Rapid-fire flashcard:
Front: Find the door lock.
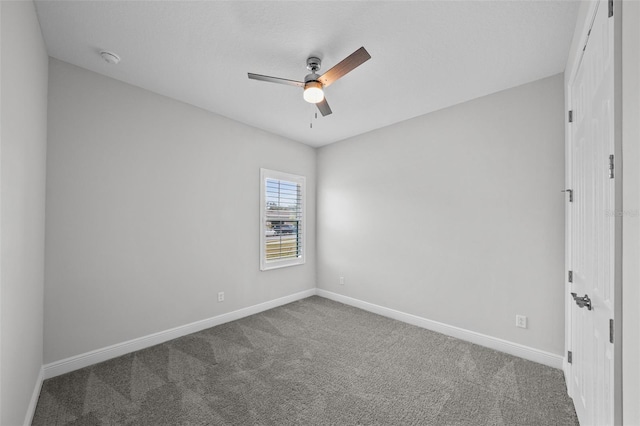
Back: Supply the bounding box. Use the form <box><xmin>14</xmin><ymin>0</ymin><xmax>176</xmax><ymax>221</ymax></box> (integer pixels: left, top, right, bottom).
<box><xmin>571</xmin><ymin>293</ymin><xmax>592</xmax><ymax>310</ymax></box>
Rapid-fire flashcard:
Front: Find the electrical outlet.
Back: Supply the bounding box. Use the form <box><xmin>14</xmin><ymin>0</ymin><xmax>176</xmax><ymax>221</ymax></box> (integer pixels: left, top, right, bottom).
<box><xmin>339</xmin><ymin>276</ymin><xmax>345</xmax><ymax>285</ymax></box>
<box><xmin>516</xmin><ymin>315</ymin><xmax>527</xmax><ymax>329</ymax></box>
<box><xmin>218</xmin><ymin>292</ymin><xmax>224</xmax><ymax>302</ymax></box>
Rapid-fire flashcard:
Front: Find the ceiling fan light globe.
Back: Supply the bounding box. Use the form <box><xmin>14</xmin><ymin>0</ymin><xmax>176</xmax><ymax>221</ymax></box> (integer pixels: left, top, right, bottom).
<box><xmin>303</xmin><ymin>82</ymin><xmax>324</xmax><ymax>104</ymax></box>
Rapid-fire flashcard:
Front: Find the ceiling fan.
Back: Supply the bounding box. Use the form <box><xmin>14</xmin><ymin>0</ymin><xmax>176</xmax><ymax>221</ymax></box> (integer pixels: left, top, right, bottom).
<box><xmin>248</xmin><ymin>47</ymin><xmax>371</xmax><ymax>117</ymax></box>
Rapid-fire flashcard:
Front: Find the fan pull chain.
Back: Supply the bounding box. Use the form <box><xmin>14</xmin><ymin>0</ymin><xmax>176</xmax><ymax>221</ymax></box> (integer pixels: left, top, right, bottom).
<box><xmin>310</xmin><ymin>105</ymin><xmax>316</xmax><ymax>129</ymax></box>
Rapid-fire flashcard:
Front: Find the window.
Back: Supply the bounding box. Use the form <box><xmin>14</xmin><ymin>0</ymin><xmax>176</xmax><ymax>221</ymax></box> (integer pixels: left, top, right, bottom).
<box><xmin>260</xmin><ymin>169</ymin><xmax>305</xmax><ymax>270</ymax></box>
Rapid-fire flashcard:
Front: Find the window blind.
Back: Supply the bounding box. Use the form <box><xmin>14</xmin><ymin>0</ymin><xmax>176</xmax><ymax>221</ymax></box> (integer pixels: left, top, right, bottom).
<box><xmin>260</xmin><ymin>169</ymin><xmax>305</xmax><ymax>270</ymax></box>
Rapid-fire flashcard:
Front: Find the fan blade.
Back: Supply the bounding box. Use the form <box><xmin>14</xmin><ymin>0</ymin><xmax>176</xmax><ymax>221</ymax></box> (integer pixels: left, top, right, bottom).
<box><xmin>316</xmin><ymin>98</ymin><xmax>332</xmax><ymax>116</ymax></box>
<box><xmin>248</xmin><ymin>73</ymin><xmax>305</xmax><ymax>88</ymax></box>
<box><xmin>318</xmin><ymin>47</ymin><xmax>371</xmax><ymax>88</ymax></box>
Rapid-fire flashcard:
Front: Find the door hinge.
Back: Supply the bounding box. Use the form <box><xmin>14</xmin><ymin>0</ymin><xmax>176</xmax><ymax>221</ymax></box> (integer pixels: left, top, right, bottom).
<box><xmin>568</xmin><ymin>270</ymin><xmax>573</xmax><ymax>283</ymax></box>
<box><xmin>609</xmin><ymin>155</ymin><xmax>614</xmax><ymax>179</ymax></box>
<box><xmin>610</xmin><ymin>319</ymin><xmax>614</xmax><ymax>343</ymax></box>
<box><xmin>568</xmin><ymin>110</ymin><xmax>573</xmax><ymax>123</ymax></box>
<box><xmin>568</xmin><ymin>351</ymin><xmax>573</xmax><ymax>364</ymax></box>
<box><xmin>562</xmin><ymin>189</ymin><xmax>573</xmax><ymax>202</ymax></box>
<box><xmin>609</xmin><ymin>0</ymin><xmax>613</xmax><ymax>17</ymax></box>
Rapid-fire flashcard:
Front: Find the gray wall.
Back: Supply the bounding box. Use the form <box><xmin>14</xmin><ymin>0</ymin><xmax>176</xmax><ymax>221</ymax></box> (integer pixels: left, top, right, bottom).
<box><xmin>317</xmin><ymin>74</ymin><xmax>566</xmax><ymax>355</ymax></box>
<box><xmin>0</xmin><ymin>1</ymin><xmax>49</xmax><ymax>424</ymax></box>
<box><xmin>44</xmin><ymin>59</ymin><xmax>316</xmax><ymax>364</ymax></box>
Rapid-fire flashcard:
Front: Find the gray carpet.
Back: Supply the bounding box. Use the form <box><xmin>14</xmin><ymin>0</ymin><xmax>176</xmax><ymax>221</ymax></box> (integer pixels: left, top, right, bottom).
<box><xmin>32</xmin><ymin>296</ymin><xmax>578</xmax><ymax>425</ymax></box>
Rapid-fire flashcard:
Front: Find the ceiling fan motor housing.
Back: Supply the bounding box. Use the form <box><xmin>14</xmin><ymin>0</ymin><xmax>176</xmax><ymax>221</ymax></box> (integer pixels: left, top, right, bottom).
<box><xmin>304</xmin><ymin>73</ymin><xmax>321</xmax><ymax>84</ymax></box>
<box><xmin>305</xmin><ymin>57</ymin><xmax>323</xmax><ymax>90</ymax></box>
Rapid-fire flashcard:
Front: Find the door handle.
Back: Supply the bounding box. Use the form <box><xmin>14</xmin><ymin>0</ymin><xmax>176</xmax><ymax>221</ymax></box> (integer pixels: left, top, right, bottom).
<box><xmin>571</xmin><ymin>292</ymin><xmax>592</xmax><ymax>310</ymax></box>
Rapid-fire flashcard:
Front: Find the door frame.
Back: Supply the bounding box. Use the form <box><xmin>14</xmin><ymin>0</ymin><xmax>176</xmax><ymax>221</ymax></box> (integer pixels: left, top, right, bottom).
<box><xmin>564</xmin><ymin>1</ymin><xmax>623</xmax><ymax>424</ymax></box>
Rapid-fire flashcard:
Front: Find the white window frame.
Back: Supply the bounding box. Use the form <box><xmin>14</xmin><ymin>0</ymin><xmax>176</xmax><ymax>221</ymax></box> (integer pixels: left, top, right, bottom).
<box><xmin>260</xmin><ymin>168</ymin><xmax>306</xmax><ymax>271</ymax></box>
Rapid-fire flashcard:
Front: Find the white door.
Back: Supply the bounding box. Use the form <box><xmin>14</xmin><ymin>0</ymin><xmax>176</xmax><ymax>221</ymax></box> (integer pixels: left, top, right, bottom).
<box><xmin>567</xmin><ymin>1</ymin><xmax>615</xmax><ymax>425</ymax></box>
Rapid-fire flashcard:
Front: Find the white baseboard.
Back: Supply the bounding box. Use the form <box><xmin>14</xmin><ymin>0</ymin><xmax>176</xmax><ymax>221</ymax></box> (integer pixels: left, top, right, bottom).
<box><xmin>24</xmin><ymin>366</ymin><xmax>44</xmax><ymax>426</ymax></box>
<box><xmin>316</xmin><ymin>289</ymin><xmax>564</xmax><ymax>369</ymax></box>
<box><xmin>43</xmin><ymin>289</ymin><xmax>316</xmax><ymax>379</ymax></box>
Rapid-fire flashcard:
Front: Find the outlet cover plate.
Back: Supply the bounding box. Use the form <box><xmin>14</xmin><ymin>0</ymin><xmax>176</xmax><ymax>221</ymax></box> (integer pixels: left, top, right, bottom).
<box><xmin>516</xmin><ymin>315</ymin><xmax>527</xmax><ymax>329</ymax></box>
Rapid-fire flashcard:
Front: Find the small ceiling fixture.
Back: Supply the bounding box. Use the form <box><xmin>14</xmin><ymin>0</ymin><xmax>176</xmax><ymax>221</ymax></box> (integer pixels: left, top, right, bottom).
<box><xmin>100</xmin><ymin>50</ymin><xmax>121</xmax><ymax>65</ymax></box>
<box><xmin>248</xmin><ymin>47</ymin><xmax>371</xmax><ymax>117</ymax></box>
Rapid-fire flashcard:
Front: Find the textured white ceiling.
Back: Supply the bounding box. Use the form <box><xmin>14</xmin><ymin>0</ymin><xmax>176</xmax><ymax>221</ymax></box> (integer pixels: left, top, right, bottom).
<box><xmin>34</xmin><ymin>1</ymin><xmax>579</xmax><ymax>147</ymax></box>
